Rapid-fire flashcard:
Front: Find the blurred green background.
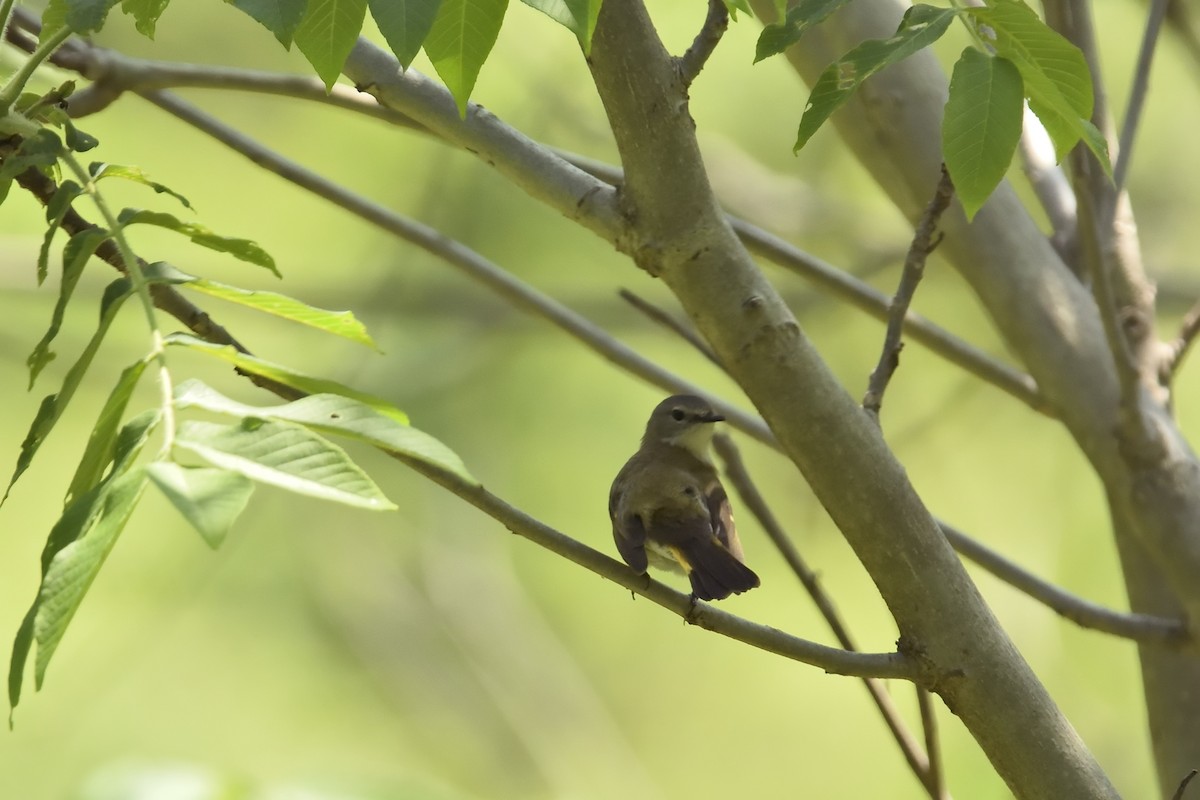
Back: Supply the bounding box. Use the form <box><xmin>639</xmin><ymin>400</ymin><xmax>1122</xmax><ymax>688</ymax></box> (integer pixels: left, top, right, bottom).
<box><xmin>3</xmin><ymin>1</ymin><xmax>1200</xmax><ymax>798</ymax></box>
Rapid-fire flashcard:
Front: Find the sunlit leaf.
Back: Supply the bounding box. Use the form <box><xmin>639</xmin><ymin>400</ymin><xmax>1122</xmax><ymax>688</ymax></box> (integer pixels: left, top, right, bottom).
<box><xmin>294</xmin><ymin>0</ymin><xmax>369</xmax><ymax>90</ymax></box>
<box><xmin>117</xmin><ymin>209</ymin><xmax>278</xmax><ymax>276</ymax></box>
<box><xmin>228</xmin><ymin>0</ymin><xmax>310</xmax><ymax>46</ymax></box>
<box><xmin>423</xmin><ymin>0</ymin><xmax>509</xmax><ymax>115</ymax></box>
<box><xmin>120</xmin><ymin>0</ymin><xmax>171</xmax><ymax>37</ymax></box>
<box><xmin>90</xmin><ymin>163</ymin><xmax>192</xmax><ymax>209</ymax></box>
<box><xmin>370</xmin><ymin>0</ymin><xmax>443</xmax><ymax>68</ymax></box>
<box><xmin>64</xmin><ymin>359</ymin><xmax>150</xmax><ymax>506</ymax></box>
<box><xmin>517</xmin><ymin>0</ymin><xmax>597</xmax><ymax>48</ymax></box>
<box><xmin>146</xmin><ymin>462</ymin><xmax>254</xmax><ymax>549</ymax></box>
<box><xmin>755</xmin><ymin>0</ymin><xmax>850</xmax><ymax>62</ymax></box>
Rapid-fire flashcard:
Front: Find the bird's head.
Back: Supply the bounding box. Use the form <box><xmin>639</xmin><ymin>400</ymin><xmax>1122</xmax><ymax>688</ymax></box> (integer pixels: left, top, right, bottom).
<box><xmin>642</xmin><ymin>395</ymin><xmax>725</xmax><ymax>459</ymax></box>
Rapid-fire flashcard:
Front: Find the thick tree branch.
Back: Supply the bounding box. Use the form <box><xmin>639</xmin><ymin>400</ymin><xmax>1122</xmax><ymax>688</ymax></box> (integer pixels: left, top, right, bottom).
<box><xmin>677</xmin><ymin>0</ymin><xmax>729</xmax><ymax>87</ymax></box>
<box><xmin>1016</xmin><ymin>108</ymin><xmax>1079</xmax><ymax>275</ymax></box>
<box><xmin>863</xmin><ymin>165</ymin><xmax>953</xmax><ymax>419</ymax></box>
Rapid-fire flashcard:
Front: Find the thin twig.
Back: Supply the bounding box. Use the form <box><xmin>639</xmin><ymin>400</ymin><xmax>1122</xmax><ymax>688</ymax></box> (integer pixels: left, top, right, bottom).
<box><xmin>714</xmin><ymin>433</ymin><xmax>944</xmax><ymax>798</ymax></box>
<box><xmin>1162</xmin><ymin>298</ymin><xmax>1200</xmax><ymax>381</ymax></box>
<box><xmin>677</xmin><ymin>0</ymin><xmax>729</xmax><ymax>87</ymax></box>
<box><xmin>917</xmin><ymin>688</ymin><xmax>948</xmax><ymax>800</ymax></box>
<box><xmin>1174</xmin><ymin>768</ymin><xmax>1199</xmax><ymax>800</ymax></box>
<box><xmin>618</xmin><ymin>289</ymin><xmax>721</xmax><ymax>366</ymax></box>
<box><xmin>1115</xmin><ymin>0</ymin><xmax>1171</xmax><ymax>193</ymax></box>
<box><xmin>863</xmin><ymin>165</ymin><xmax>955</xmax><ymax>419</ymax></box>
<box><xmin>941</xmin><ymin>521</ymin><xmax>1188</xmax><ymax>645</ymax></box>
<box><xmin>1016</xmin><ymin>107</ymin><xmax>1079</xmax><ymax>275</ymax></box>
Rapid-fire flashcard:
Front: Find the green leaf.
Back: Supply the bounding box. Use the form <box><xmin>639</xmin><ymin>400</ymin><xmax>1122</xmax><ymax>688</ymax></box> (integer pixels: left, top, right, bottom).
<box><xmin>142</xmin><ymin>262</ymin><xmax>376</xmax><ymax>348</ymax></box>
<box><xmin>37</xmin><ymin>181</ymin><xmax>83</xmax><ymax>286</ymax></box>
<box><xmin>90</xmin><ymin>163</ymin><xmax>193</xmax><ymax>209</ymax></box>
<box><xmin>370</xmin><ymin>0</ymin><xmax>443</xmax><ymax>68</ymax></box>
<box><xmin>175</xmin><ymin>419</ymin><xmax>397</xmax><ymax>511</ymax></box>
<box><xmin>117</xmin><ymin>209</ymin><xmax>278</xmax><ymax>276</ymax></box>
<box><xmin>423</xmin><ymin>0</ymin><xmax>509</xmax><ymax>115</ymax></box>
<box><xmin>63</xmin><ymin>121</ymin><xmax>100</xmax><ymax>153</ymax></box>
<box><xmin>120</xmin><ymin>0</ymin><xmax>171</xmax><ymax>36</ymax></box>
<box><xmin>517</xmin><ymin>0</ymin><xmax>596</xmax><ymax>48</ymax></box>
<box><xmin>0</xmin><ymin>130</ymin><xmax>63</xmax><ymax>206</ymax></box>
<box><xmin>720</xmin><ymin>0</ymin><xmax>751</xmax><ymax>20</ymax></box>
<box><xmin>966</xmin><ymin>0</ymin><xmax>1108</xmax><ymax>172</ymax></box>
<box><xmin>35</xmin><ymin>468</ymin><xmax>149</xmax><ymax>687</ymax></box>
<box><xmin>795</xmin><ymin>4</ymin><xmax>959</xmax><ymax>152</ymax></box>
<box><xmin>228</xmin><ymin>0</ymin><xmax>310</xmax><ymax>47</ymax></box>
<box><xmin>755</xmin><ymin>0</ymin><xmax>853</xmax><ymax>63</ymax></box>
<box><xmin>27</xmin><ymin>227</ymin><xmax>112</xmax><ymax>389</ymax></box>
<box><xmin>2</xmin><ymin>280</ymin><xmax>133</xmax><ymax>506</ymax></box>
<box><xmin>165</xmin><ymin>333</ymin><xmax>408</xmax><ymax>423</ymax></box>
<box><xmin>942</xmin><ymin>49</ymin><xmax>1024</xmax><ymax>220</ymax></box>
<box><xmin>64</xmin><ymin>359</ymin><xmax>151</xmax><ymax>506</ymax></box>
<box><xmin>146</xmin><ymin>463</ymin><xmax>254</xmax><ymax>549</ymax></box>
<box><xmin>175</xmin><ymin>379</ymin><xmax>478</xmax><ymax>484</ymax></box>
<box><xmin>63</xmin><ymin>0</ymin><xmax>118</xmax><ymax>33</ymax></box>
<box><xmin>294</xmin><ymin>0</ymin><xmax>369</xmax><ymax>90</ymax></box>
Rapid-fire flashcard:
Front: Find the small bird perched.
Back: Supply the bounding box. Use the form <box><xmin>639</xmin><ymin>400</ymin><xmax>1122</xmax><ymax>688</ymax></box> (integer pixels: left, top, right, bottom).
<box><xmin>609</xmin><ymin>395</ymin><xmax>760</xmax><ymax>601</ymax></box>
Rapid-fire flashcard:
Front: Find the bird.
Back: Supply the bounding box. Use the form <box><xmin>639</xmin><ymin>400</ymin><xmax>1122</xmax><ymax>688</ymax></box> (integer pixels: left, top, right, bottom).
<box><xmin>609</xmin><ymin>394</ymin><xmax>760</xmax><ymax>601</ymax></box>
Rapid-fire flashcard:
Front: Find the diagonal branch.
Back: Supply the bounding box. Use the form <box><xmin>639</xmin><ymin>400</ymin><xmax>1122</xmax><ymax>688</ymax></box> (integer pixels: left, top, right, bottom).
<box><xmin>1116</xmin><ymin>0</ymin><xmax>1171</xmax><ymax>193</ymax></box>
<box><xmin>677</xmin><ymin>0</ymin><xmax>729</xmax><ymax>86</ymax></box>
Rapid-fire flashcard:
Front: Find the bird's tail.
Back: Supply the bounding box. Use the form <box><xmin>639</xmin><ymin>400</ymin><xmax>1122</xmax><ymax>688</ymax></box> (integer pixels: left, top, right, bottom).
<box><xmin>680</xmin><ymin>539</ymin><xmax>760</xmax><ymax>601</ymax></box>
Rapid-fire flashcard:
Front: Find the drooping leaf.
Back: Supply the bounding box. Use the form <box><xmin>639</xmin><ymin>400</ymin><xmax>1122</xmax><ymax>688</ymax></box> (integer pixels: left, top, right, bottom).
<box><xmin>141</xmin><ymin>262</ymin><xmax>375</xmax><ymax>348</ymax></box>
<box><xmin>165</xmin><ymin>333</ymin><xmax>407</xmax><ymax>423</ymax></box>
<box><xmin>27</xmin><ymin>227</ymin><xmax>111</xmax><ymax>388</ymax></box>
<box><xmin>942</xmin><ymin>49</ymin><xmax>1024</xmax><ymax>220</ymax></box>
<box><xmin>175</xmin><ymin>419</ymin><xmax>397</xmax><ymax>511</ymax></box>
<box><xmin>63</xmin><ymin>121</ymin><xmax>99</xmax><ymax>153</ymax></box>
<box><xmin>146</xmin><ymin>462</ymin><xmax>254</xmax><ymax>549</ymax></box>
<box><xmin>90</xmin><ymin>163</ymin><xmax>192</xmax><ymax>209</ymax></box>
<box><xmin>120</xmin><ymin>0</ymin><xmax>171</xmax><ymax>37</ymax></box>
<box><xmin>293</xmin><ymin>0</ymin><xmax>369</xmax><ymax>90</ymax></box>
<box><xmin>795</xmin><ymin>5</ymin><xmax>960</xmax><ymax>152</ymax></box>
<box><xmin>3</xmin><ymin>280</ymin><xmax>133</xmax><ymax>505</ymax></box>
<box><xmin>755</xmin><ymin>0</ymin><xmax>851</xmax><ymax>63</ymax></box>
<box><xmin>423</xmin><ymin>0</ymin><xmax>509</xmax><ymax>115</ymax></box>
<box><xmin>116</xmin><ymin>209</ymin><xmax>278</xmax><ymax>276</ymax></box>
<box><xmin>37</xmin><ymin>181</ymin><xmax>83</xmax><ymax>286</ymax></box>
<box><xmin>64</xmin><ymin>359</ymin><xmax>151</xmax><ymax>506</ymax></box>
<box><xmin>175</xmin><ymin>379</ymin><xmax>478</xmax><ymax>484</ymax></box>
<box><xmin>228</xmin><ymin>0</ymin><xmax>310</xmax><ymax>46</ymax></box>
<box><xmin>517</xmin><ymin>0</ymin><xmax>597</xmax><ymax>48</ymax></box>
<box><xmin>35</xmin><ymin>467</ymin><xmax>149</xmax><ymax>686</ymax></box>
<box><xmin>369</xmin><ymin>0</ymin><xmax>443</xmax><ymax>68</ymax></box>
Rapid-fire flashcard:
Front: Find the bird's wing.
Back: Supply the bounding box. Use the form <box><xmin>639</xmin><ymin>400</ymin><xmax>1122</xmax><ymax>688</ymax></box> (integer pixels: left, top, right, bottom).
<box><xmin>651</xmin><ymin>506</ymin><xmax>759</xmax><ymax>600</ymax></box>
<box><xmin>610</xmin><ymin>481</ymin><xmax>649</xmax><ymax>573</ymax></box>
<box><xmin>705</xmin><ymin>480</ymin><xmax>745</xmax><ymax>562</ymax></box>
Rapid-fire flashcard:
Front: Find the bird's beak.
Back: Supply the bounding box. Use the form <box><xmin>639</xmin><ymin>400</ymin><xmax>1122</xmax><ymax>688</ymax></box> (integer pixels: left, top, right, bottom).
<box><xmin>701</xmin><ymin>411</ymin><xmax>725</xmax><ymax>423</ymax></box>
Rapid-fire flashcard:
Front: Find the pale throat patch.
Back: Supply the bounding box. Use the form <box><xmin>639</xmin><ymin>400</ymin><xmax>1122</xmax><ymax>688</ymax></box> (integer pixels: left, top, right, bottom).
<box><xmin>665</xmin><ymin>424</ymin><xmax>716</xmax><ymax>464</ymax></box>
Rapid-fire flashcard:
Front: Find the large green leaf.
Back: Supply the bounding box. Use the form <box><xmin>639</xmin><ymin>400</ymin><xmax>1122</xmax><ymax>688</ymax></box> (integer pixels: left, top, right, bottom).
<box><xmin>423</xmin><ymin>0</ymin><xmax>509</xmax><ymax>115</ymax></box>
<box><xmin>64</xmin><ymin>359</ymin><xmax>150</xmax><ymax>506</ymax></box>
<box><xmin>228</xmin><ymin>0</ymin><xmax>310</xmax><ymax>47</ymax></box>
<box><xmin>165</xmin><ymin>333</ymin><xmax>408</xmax><ymax>423</ymax></box>
<box><xmin>967</xmin><ymin>0</ymin><xmax>1109</xmax><ymax>173</ymax></box>
<box><xmin>117</xmin><ymin>209</ymin><xmax>278</xmax><ymax>276</ymax></box>
<box><xmin>755</xmin><ymin>0</ymin><xmax>854</xmax><ymax>63</ymax></box>
<box><xmin>175</xmin><ymin>419</ymin><xmax>397</xmax><ymax>511</ymax></box>
<box><xmin>293</xmin><ymin>0</ymin><xmax>369</xmax><ymax>90</ymax></box>
<box><xmin>369</xmin><ymin>0</ymin><xmax>443</xmax><ymax>68</ymax></box>
<box><xmin>517</xmin><ymin>0</ymin><xmax>597</xmax><ymax>50</ymax></box>
<box><xmin>120</xmin><ymin>0</ymin><xmax>171</xmax><ymax>37</ymax></box>
<box><xmin>41</xmin><ymin>0</ymin><xmax>116</xmax><ymax>37</ymax></box>
<box><xmin>35</xmin><ymin>468</ymin><xmax>149</xmax><ymax>686</ymax></box>
<box><xmin>795</xmin><ymin>5</ymin><xmax>959</xmax><ymax>152</ymax></box>
<box><xmin>943</xmin><ymin>49</ymin><xmax>1024</xmax><ymax>220</ymax></box>
<box><xmin>146</xmin><ymin>462</ymin><xmax>254</xmax><ymax>549</ymax></box>
<box><xmin>27</xmin><ymin>227</ymin><xmax>111</xmax><ymax>389</ymax></box>
<box><xmin>143</xmin><ymin>262</ymin><xmax>375</xmax><ymax>349</ymax></box>
<box><xmin>175</xmin><ymin>379</ymin><xmax>478</xmax><ymax>484</ymax></box>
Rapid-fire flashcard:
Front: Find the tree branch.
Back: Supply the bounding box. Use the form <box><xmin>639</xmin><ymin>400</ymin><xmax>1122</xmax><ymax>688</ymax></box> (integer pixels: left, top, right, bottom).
<box><xmin>917</xmin><ymin>688</ymin><xmax>949</xmax><ymax>800</ymax></box>
<box><xmin>1016</xmin><ymin>107</ymin><xmax>1079</xmax><ymax>275</ymax></box>
<box><xmin>863</xmin><ymin>165</ymin><xmax>954</xmax><ymax>419</ymax></box>
<box><xmin>677</xmin><ymin>0</ymin><xmax>729</xmax><ymax>87</ymax></box>
<box><xmin>618</xmin><ymin>288</ymin><xmax>721</xmax><ymax>366</ymax></box>
<box><xmin>1161</xmin><ymin>297</ymin><xmax>1200</xmax><ymax>381</ymax></box>
<box><xmin>1116</xmin><ymin>0</ymin><xmax>1171</xmax><ymax>193</ymax></box>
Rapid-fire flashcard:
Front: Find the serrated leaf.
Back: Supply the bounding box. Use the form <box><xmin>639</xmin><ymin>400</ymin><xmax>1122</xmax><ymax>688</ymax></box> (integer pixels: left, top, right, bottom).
<box><xmin>146</xmin><ymin>463</ymin><xmax>254</xmax><ymax>548</ymax></box>
<box><xmin>117</xmin><ymin>209</ymin><xmax>278</xmax><ymax>276</ymax></box>
<box><xmin>228</xmin><ymin>0</ymin><xmax>310</xmax><ymax>47</ymax></box>
<box><xmin>64</xmin><ymin>0</ymin><xmax>118</xmax><ymax>33</ymax></box>
<box><xmin>795</xmin><ymin>5</ymin><xmax>959</xmax><ymax>152</ymax></box>
<box><xmin>423</xmin><ymin>0</ymin><xmax>509</xmax><ymax>115</ymax></box>
<box><xmin>120</xmin><ymin>0</ymin><xmax>171</xmax><ymax>37</ymax></box>
<box><xmin>943</xmin><ymin>49</ymin><xmax>1024</xmax><ymax>220</ymax></box>
<box><xmin>90</xmin><ymin>163</ymin><xmax>192</xmax><ymax>209</ymax></box>
<box><xmin>294</xmin><ymin>0</ymin><xmax>369</xmax><ymax>90</ymax></box>
<box><xmin>141</xmin><ymin>263</ymin><xmax>374</xmax><ymax>348</ymax></box>
<box><xmin>165</xmin><ymin>333</ymin><xmax>406</xmax><ymax>422</ymax></box>
<box><xmin>176</xmin><ymin>379</ymin><xmax>478</xmax><ymax>484</ymax></box>
<box><xmin>35</xmin><ymin>467</ymin><xmax>149</xmax><ymax>687</ymax></box>
<box><xmin>37</xmin><ymin>181</ymin><xmax>83</xmax><ymax>286</ymax></box>
<box><xmin>516</xmin><ymin>0</ymin><xmax>596</xmax><ymax>48</ymax></box>
<box><xmin>64</xmin><ymin>359</ymin><xmax>151</xmax><ymax>506</ymax></box>
<box><xmin>756</xmin><ymin>0</ymin><xmax>850</xmax><ymax>62</ymax></box>
<box><xmin>370</xmin><ymin>0</ymin><xmax>443</xmax><ymax>68</ymax></box>
<box><xmin>28</xmin><ymin>227</ymin><xmax>111</xmax><ymax>389</ymax></box>
<box><xmin>175</xmin><ymin>419</ymin><xmax>397</xmax><ymax>510</ymax></box>
<box><xmin>3</xmin><ymin>280</ymin><xmax>133</xmax><ymax>506</ymax></box>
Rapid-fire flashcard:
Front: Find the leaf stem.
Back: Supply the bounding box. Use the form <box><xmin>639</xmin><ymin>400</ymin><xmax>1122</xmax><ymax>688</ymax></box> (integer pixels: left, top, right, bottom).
<box><xmin>0</xmin><ymin>25</ymin><xmax>72</xmax><ymax>112</ymax></box>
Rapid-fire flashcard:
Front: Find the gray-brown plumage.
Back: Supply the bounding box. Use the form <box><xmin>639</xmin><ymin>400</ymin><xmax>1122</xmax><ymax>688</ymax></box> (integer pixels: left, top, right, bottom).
<box><xmin>609</xmin><ymin>395</ymin><xmax>760</xmax><ymax>601</ymax></box>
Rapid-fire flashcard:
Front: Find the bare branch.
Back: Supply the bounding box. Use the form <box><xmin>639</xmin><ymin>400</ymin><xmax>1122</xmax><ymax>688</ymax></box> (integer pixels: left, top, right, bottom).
<box><xmin>941</xmin><ymin>521</ymin><xmax>1187</xmax><ymax>645</ymax></box>
<box><xmin>917</xmin><ymin>688</ymin><xmax>949</xmax><ymax>800</ymax></box>
<box><xmin>1116</xmin><ymin>0</ymin><xmax>1171</xmax><ymax>193</ymax></box>
<box><xmin>1016</xmin><ymin>108</ymin><xmax>1079</xmax><ymax>274</ymax></box>
<box><xmin>677</xmin><ymin>0</ymin><xmax>729</xmax><ymax>87</ymax></box>
<box><xmin>1162</xmin><ymin>298</ymin><xmax>1200</xmax><ymax>380</ymax></box>
<box><xmin>1174</xmin><ymin>769</ymin><xmax>1199</xmax><ymax>800</ymax></box>
<box><xmin>617</xmin><ymin>289</ymin><xmax>721</xmax><ymax>366</ymax></box>
<box><xmin>863</xmin><ymin>165</ymin><xmax>954</xmax><ymax>419</ymax></box>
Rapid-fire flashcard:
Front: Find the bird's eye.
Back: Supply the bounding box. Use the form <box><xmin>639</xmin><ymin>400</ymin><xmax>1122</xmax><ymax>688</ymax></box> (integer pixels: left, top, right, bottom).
<box><xmin>671</xmin><ymin>408</ymin><xmax>686</xmax><ymax>421</ymax></box>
